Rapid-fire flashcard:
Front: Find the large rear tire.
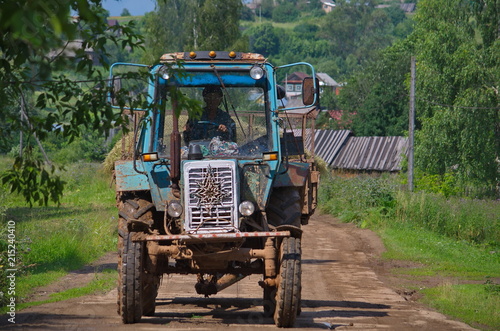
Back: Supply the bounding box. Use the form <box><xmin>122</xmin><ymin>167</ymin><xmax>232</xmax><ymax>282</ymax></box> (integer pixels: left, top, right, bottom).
<box><xmin>274</xmin><ymin>237</ymin><xmax>301</xmax><ymax>328</ymax></box>
<box><xmin>266</xmin><ymin>187</ymin><xmax>302</xmax><ymax>227</ymax></box>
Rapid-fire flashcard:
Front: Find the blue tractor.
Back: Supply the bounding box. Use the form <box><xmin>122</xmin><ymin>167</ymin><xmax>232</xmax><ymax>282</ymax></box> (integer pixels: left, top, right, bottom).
<box><xmin>110</xmin><ymin>51</ymin><xmax>320</xmax><ymax>327</ymax></box>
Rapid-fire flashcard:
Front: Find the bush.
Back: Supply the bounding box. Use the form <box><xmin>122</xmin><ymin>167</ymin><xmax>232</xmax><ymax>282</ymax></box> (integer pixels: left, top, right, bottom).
<box><xmin>395</xmin><ymin>191</ymin><xmax>500</xmax><ymax>246</ymax></box>
<box><xmin>272</xmin><ymin>3</ymin><xmax>300</xmax><ymax>23</ymax></box>
<box><xmin>319</xmin><ymin>174</ymin><xmax>398</xmax><ymax>224</ymax></box>
<box><xmin>319</xmin><ymin>174</ymin><xmax>500</xmax><ymax>247</ymax></box>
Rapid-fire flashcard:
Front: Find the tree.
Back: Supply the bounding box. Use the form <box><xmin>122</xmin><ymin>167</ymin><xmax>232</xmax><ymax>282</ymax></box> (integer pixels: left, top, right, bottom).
<box><xmin>318</xmin><ymin>1</ymin><xmax>400</xmax><ymax>74</ymax></box>
<box><xmin>272</xmin><ymin>3</ymin><xmax>300</xmax><ymax>23</ymax></box>
<box><xmin>143</xmin><ymin>0</ymin><xmax>242</xmax><ymax>63</ymax></box>
<box><xmin>142</xmin><ymin>0</ymin><xmax>192</xmax><ymax>62</ymax></box>
<box><xmin>338</xmin><ymin>40</ymin><xmax>413</xmax><ymax>136</ymax></box>
<box><xmin>412</xmin><ymin>0</ymin><xmax>499</xmax><ymax>196</ymax></box>
<box><xmin>246</xmin><ymin>23</ymin><xmax>280</xmax><ymax>56</ymax></box>
<box><xmin>258</xmin><ymin>0</ymin><xmax>274</xmax><ymax>19</ymax></box>
<box><xmin>121</xmin><ymin>8</ymin><xmax>131</xmax><ymax>16</ymax></box>
<box><xmin>192</xmin><ymin>0</ymin><xmax>242</xmax><ymax>50</ymax></box>
<box><xmin>240</xmin><ymin>5</ymin><xmax>255</xmax><ymax>21</ymax></box>
<box><xmin>0</xmin><ymin>1</ymin><xmax>144</xmax><ymax>206</ymax></box>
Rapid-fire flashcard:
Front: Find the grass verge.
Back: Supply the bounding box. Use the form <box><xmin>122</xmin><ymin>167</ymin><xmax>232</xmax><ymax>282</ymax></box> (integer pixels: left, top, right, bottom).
<box><xmin>17</xmin><ymin>268</ymin><xmax>117</xmax><ymax>311</ymax></box>
<box><xmin>421</xmin><ymin>283</ymin><xmax>500</xmax><ymax>330</ymax></box>
<box><xmin>319</xmin><ymin>174</ymin><xmax>500</xmax><ymax>330</ymax></box>
<box><xmin>0</xmin><ymin>157</ymin><xmax>117</xmax><ymax>312</ymax></box>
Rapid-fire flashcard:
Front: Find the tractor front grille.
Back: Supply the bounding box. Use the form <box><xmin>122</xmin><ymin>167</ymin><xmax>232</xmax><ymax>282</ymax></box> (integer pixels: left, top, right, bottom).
<box><xmin>183</xmin><ymin>160</ymin><xmax>238</xmax><ymax>233</ymax></box>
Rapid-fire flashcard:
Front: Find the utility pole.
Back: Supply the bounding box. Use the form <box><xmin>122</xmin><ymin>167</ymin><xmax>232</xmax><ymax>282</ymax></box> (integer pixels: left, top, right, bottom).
<box><xmin>408</xmin><ymin>56</ymin><xmax>416</xmax><ymax>192</ymax></box>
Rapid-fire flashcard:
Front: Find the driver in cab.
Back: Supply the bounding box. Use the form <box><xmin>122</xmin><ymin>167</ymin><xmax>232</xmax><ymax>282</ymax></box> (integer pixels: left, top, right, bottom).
<box><xmin>183</xmin><ymin>86</ymin><xmax>236</xmax><ymax>144</ymax></box>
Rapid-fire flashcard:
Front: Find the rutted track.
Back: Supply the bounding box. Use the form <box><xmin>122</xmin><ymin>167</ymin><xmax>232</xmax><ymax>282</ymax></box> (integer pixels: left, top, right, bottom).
<box><xmin>1</xmin><ymin>213</ymin><xmax>476</xmax><ymax>330</ymax></box>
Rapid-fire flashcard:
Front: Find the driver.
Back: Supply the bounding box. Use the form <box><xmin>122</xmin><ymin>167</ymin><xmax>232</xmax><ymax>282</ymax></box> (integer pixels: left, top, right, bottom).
<box><xmin>183</xmin><ymin>86</ymin><xmax>236</xmax><ymax>144</ymax></box>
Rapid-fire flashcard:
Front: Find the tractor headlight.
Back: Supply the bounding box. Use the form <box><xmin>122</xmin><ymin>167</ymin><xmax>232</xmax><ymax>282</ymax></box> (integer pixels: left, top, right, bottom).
<box><xmin>167</xmin><ymin>201</ymin><xmax>183</xmax><ymax>217</ymax></box>
<box><xmin>250</xmin><ymin>65</ymin><xmax>265</xmax><ymax>80</ymax></box>
<box><xmin>239</xmin><ymin>201</ymin><xmax>255</xmax><ymax>216</ymax></box>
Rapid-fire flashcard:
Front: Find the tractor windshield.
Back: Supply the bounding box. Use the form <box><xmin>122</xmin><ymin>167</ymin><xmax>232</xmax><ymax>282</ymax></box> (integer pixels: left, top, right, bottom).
<box><xmin>159</xmin><ymin>85</ymin><xmax>272</xmax><ymax>159</ymax></box>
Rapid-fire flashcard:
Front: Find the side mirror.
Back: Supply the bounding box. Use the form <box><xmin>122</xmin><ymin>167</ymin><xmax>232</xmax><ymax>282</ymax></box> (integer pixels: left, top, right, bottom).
<box><xmin>302</xmin><ymin>77</ymin><xmax>319</xmax><ymax>106</ymax></box>
<box><xmin>277</xmin><ymin>85</ymin><xmax>286</xmax><ymax>100</ymax></box>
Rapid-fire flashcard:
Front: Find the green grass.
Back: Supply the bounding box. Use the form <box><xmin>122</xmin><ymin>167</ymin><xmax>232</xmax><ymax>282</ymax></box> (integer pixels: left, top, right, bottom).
<box><xmin>421</xmin><ymin>283</ymin><xmax>500</xmax><ymax>330</ymax></box>
<box><xmin>319</xmin><ymin>174</ymin><xmax>500</xmax><ymax>330</ymax></box>
<box><xmin>377</xmin><ymin>223</ymin><xmax>499</xmax><ymax>330</ymax></box>
<box><xmin>379</xmin><ymin>223</ymin><xmax>499</xmax><ymax>279</ymax></box>
<box><xmin>17</xmin><ymin>268</ymin><xmax>117</xmax><ymax>311</ymax></box>
<box><xmin>0</xmin><ymin>157</ymin><xmax>117</xmax><ymax>311</ymax></box>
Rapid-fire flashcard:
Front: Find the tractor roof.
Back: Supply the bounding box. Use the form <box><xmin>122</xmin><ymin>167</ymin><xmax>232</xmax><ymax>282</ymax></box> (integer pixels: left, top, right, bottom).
<box><xmin>160</xmin><ymin>51</ymin><xmax>266</xmax><ymax>63</ymax></box>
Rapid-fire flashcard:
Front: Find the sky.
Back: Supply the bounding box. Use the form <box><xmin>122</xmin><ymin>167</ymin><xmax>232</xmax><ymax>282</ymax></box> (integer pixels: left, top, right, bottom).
<box><xmin>103</xmin><ymin>0</ymin><xmax>156</xmax><ymax>17</ymax></box>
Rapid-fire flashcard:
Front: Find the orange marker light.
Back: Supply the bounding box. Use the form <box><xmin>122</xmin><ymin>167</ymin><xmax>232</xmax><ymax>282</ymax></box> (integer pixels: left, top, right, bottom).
<box><xmin>209</xmin><ymin>51</ymin><xmax>216</xmax><ymax>58</ymax></box>
<box><xmin>262</xmin><ymin>152</ymin><xmax>278</xmax><ymax>161</ymax></box>
<box><xmin>142</xmin><ymin>153</ymin><xmax>159</xmax><ymax>162</ymax></box>
<box><xmin>189</xmin><ymin>51</ymin><xmax>197</xmax><ymax>59</ymax></box>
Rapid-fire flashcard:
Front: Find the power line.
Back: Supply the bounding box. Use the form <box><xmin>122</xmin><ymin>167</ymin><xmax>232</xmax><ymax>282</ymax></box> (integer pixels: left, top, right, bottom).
<box><xmin>402</xmin><ymin>93</ymin><xmax>500</xmax><ymax>110</ymax></box>
<box><xmin>417</xmin><ymin>98</ymin><xmax>500</xmax><ymax>110</ymax></box>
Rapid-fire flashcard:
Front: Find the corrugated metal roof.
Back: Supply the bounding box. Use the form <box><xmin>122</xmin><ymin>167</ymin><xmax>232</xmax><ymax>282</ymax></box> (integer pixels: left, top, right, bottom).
<box><xmin>330</xmin><ymin>136</ymin><xmax>408</xmax><ymax>172</ymax></box>
<box><xmin>400</xmin><ymin>3</ymin><xmax>416</xmax><ymax>12</ymax></box>
<box><xmin>282</xmin><ymin>129</ymin><xmax>408</xmax><ymax>172</ymax></box>
<box><xmin>316</xmin><ymin>73</ymin><xmax>340</xmax><ymax>87</ymax></box>
<box><xmin>310</xmin><ymin>130</ymin><xmax>352</xmax><ymax>165</ymax></box>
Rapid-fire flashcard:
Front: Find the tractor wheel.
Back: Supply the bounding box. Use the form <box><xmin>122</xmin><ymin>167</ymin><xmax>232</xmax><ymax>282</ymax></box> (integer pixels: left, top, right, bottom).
<box><xmin>117</xmin><ymin>198</ymin><xmax>160</xmax><ymax>323</ymax></box>
<box><xmin>266</xmin><ymin>187</ymin><xmax>302</xmax><ymax>227</ymax></box>
<box><xmin>118</xmin><ymin>231</ymin><xmax>144</xmax><ymax>323</ymax></box>
<box><xmin>274</xmin><ymin>236</ymin><xmax>301</xmax><ymax>328</ymax></box>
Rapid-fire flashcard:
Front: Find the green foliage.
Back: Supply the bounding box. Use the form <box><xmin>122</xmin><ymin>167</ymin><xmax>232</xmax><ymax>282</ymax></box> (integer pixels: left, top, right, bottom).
<box><xmin>240</xmin><ymin>5</ymin><xmax>255</xmax><ymax>21</ymax></box>
<box><xmin>293</xmin><ymin>23</ymin><xmax>319</xmax><ymax>39</ymax></box>
<box><xmin>319</xmin><ymin>175</ymin><xmax>500</xmax><ymax>247</ymax></box>
<box><xmin>259</xmin><ymin>0</ymin><xmax>274</xmax><ymax>19</ymax></box>
<box><xmin>143</xmin><ymin>0</ymin><xmax>242</xmax><ymax>62</ymax></box>
<box><xmin>412</xmin><ymin>0</ymin><xmax>499</xmax><ymax>196</ymax></box>
<box><xmin>246</xmin><ymin>23</ymin><xmax>281</xmax><ymax>56</ymax></box>
<box><xmin>319</xmin><ymin>174</ymin><xmax>398</xmax><ymax>224</ymax></box>
<box><xmin>1</xmin><ymin>151</ymin><xmax>65</xmax><ymax>207</ymax></box>
<box><xmin>272</xmin><ymin>3</ymin><xmax>300</xmax><ymax>23</ymax></box>
<box><xmin>0</xmin><ymin>1</ymin><xmax>144</xmax><ymax>206</ymax></box>
<box><xmin>339</xmin><ymin>39</ymin><xmax>412</xmax><ymax>136</ymax></box>
<box><xmin>395</xmin><ymin>191</ymin><xmax>500</xmax><ymax>245</ymax></box>
<box><xmin>414</xmin><ymin>172</ymin><xmax>460</xmax><ymax>198</ymax></box>
<box><xmin>381</xmin><ymin>223</ymin><xmax>500</xmax><ymax>279</ymax></box>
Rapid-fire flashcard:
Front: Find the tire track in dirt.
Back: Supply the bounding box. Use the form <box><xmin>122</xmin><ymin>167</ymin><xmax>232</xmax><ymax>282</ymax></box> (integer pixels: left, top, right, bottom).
<box><xmin>1</xmin><ymin>213</ymin><xmax>476</xmax><ymax>330</ymax></box>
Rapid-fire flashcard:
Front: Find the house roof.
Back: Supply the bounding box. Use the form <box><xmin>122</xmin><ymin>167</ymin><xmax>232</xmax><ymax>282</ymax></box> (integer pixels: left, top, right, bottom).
<box><xmin>283</xmin><ymin>72</ymin><xmax>310</xmax><ymax>84</ymax></box>
<box><xmin>321</xmin><ymin>0</ymin><xmax>336</xmax><ymax>8</ymax></box>
<box><xmin>310</xmin><ymin>130</ymin><xmax>352</xmax><ymax>165</ymax></box>
<box><xmin>400</xmin><ymin>3</ymin><xmax>416</xmax><ymax>12</ymax></box>
<box><xmin>330</xmin><ymin>135</ymin><xmax>408</xmax><ymax>172</ymax></box>
<box><xmin>282</xmin><ymin>128</ymin><xmax>408</xmax><ymax>172</ymax></box>
<box><xmin>47</xmin><ymin>40</ymin><xmax>94</xmax><ymax>59</ymax></box>
<box><xmin>317</xmin><ymin>73</ymin><xmax>339</xmax><ymax>87</ymax></box>
<box><xmin>284</xmin><ymin>72</ymin><xmax>340</xmax><ymax>87</ymax></box>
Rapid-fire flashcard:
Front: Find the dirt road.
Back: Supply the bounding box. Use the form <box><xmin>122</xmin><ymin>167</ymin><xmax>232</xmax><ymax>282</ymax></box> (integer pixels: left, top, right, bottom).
<box><xmin>1</xmin><ymin>213</ymin><xmax>475</xmax><ymax>330</ymax></box>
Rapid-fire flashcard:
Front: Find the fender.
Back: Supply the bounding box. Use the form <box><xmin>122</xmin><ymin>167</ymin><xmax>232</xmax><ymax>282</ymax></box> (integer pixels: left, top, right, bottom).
<box><xmin>273</xmin><ymin>162</ymin><xmax>309</xmax><ymax>187</ymax></box>
<box><xmin>115</xmin><ymin>160</ymin><xmax>149</xmax><ymax>191</ymax></box>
